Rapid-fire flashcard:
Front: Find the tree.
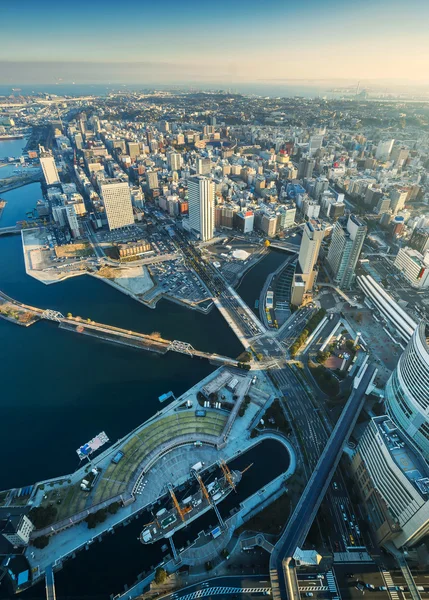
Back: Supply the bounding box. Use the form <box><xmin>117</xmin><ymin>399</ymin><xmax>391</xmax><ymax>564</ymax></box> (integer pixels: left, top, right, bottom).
<box><xmin>345</xmin><ymin>339</ymin><xmax>355</xmax><ymax>352</ymax></box>
<box><xmin>107</xmin><ymin>501</ymin><xmax>120</xmax><ymax>515</ymax></box>
<box><xmin>67</xmin><ymin>313</ymin><xmax>72</xmax><ymax>318</ymax></box>
<box><xmin>154</xmin><ymin>567</ymin><xmax>168</xmax><ymax>585</ymax></box>
<box><xmin>29</xmin><ymin>505</ymin><xmax>58</xmax><ymax>529</ymax></box>
<box><xmin>33</xmin><ymin>535</ymin><xmax>50</xmax><ymax>549</ymax></box>
<box><xmin>237</xmin><ymin>351</ymin><xmax>252</xmax><ymax>363</ymax></box>
<box><xmin>85</xmin><ymin>508</ymin><xmax>107</xmax><ymax>529</ymax></box>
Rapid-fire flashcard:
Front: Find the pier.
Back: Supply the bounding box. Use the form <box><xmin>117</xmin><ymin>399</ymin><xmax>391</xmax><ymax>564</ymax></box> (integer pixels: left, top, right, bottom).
<box><xmin>0</xmin><ymin>290</ymin><xmax>240</xmax><ymax>366</ymax></box>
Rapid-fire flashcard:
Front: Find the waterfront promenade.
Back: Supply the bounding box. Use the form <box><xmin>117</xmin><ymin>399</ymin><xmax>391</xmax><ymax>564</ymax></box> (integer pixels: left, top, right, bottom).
<box><xmin>4</xmin><ymin>366</ymin><xmax>290</xmax><ymax>591</ymax></box>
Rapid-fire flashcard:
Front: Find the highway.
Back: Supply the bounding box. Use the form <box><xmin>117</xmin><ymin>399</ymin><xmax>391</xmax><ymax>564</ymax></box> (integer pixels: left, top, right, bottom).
<box><xmin>277</xmin><ymin>305</ymin><xmax>316</xmax><ymax>349</ymax></box>
<box><xmin>270</xmin><ymin>362</ymin><xmax>377</xmax><ymax>600</ymax></box>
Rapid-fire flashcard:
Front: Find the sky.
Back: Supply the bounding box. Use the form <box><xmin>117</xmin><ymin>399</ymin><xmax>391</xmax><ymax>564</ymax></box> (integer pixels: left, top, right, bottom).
<box><xmin>1</xmin><ymin>0</ymin><xmax>429</xmax><ymax>86</ymax></box>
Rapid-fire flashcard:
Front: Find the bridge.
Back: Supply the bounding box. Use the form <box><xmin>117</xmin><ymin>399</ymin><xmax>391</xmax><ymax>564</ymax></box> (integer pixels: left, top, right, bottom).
<box><xmin>269</xmin><ymin>241</ymin><xmax>300</xmax><ymax>253</ymax></box>
<box><xmin>0</xmin><ymin>225</ymin><xmax>22</xmax><ymax>236</ymax></box>
<box><xmin>45</xmin><ymin>565</ymin><xmax>56</xmax><ymax>600</ymax></box>
<box><xmin>0</xmin><ymin>172</ymin><xmax>41</xmax><ymax>193</ymax></box>
<box><xmin>0</xmin><ymin>290</ymin><xmax>239</xmax><ymax>366</ymax></box>
<box><xmin>270</xmin><ymin>360</ymin><xmax>377</xmax><ymax>600</ymax></box>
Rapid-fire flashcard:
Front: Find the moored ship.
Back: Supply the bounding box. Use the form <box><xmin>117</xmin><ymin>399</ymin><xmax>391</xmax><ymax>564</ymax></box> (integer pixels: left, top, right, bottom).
<box><xmin>140</xmin><ymin>463</ymin><xmax>244</xmax><ymax>544</ymax></box>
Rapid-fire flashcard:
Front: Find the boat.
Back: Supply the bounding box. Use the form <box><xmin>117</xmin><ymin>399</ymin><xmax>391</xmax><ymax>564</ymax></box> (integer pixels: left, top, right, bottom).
<box><xmin>140</xmin><ymin>467</ymin><xmax>242</xmax><ymax>544</ymax></box>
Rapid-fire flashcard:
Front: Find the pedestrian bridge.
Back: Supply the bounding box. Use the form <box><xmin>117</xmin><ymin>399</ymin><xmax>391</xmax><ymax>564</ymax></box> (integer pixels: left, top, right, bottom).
<box><xmin>0</xmin><ymin>225</ymin><xmax>22</xmax><ymax>236</ymax></box>
<box><xmin>0</xmin><ymin>290</ymin><xmax>239</xmax><ymax>366</ymax></box>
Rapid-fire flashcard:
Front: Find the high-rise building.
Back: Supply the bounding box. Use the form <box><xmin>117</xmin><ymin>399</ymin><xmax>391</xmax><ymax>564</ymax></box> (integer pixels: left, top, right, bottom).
<box><xmin>188</xmin><ymin>176</ymin><xmax>215</xmax><ymax>241</ymax></box>
<box><xmin>385</xmin><ymin>322</ymin><xmax>429</xmax><ymax>459</ymax></box>
<box><xmin>167</xmin><ymin>152</ymin><xmax>182</xmax><ymax>172</ymax></box>
<box><xmin>375</xmin><ymin>139</ymin><xmax>394</xmax><ymax>160</ymax></box>
<box><xmin>298</xmin><ymin>156</ymin><xmax>315</xmax><ymax>180</ymax></box>
<box><xmin>100</xmin><ymin>180</ymin><xmax>134</xmax><ymax>231</ymax></box>
<box><xmin>298</xmin><ymin>219</ymin><xmax>325</xmax><ymax>285</ymax></box>
<box><xmin>127</xmin><ymin>141</ymin><xmax>140</xmax><ymax>160</ymax></box>
<box><xmin>390</xmin><ymin>146</ymin><xmax>409</xmax><ymax>167</ymax></box>
<box><xmin>390</xmin><ymin>187</ymin><xmax>408</xmax><ymax>214</ymax></box>
<box><xmin>39</xmin><ymin>146</ymin><xmax>60</xmax><ymax>186</ymax></box>
<box><xmin>208</xmin><ymin>116</ymin><xmax>216</xmax><ymax>126</ymax></box>
<box><xmin>159</xmin><ymin>120</ymin><xmax>170</xmax><ymax>133</ymax></box>
<box><xmin>326</xmin><ymin>214</ymin><xmax>367</xmax><ymax>289</ymax></box>
<box><xmin>146</xmin><ymin>171</ymin><xmax>159</xmax><ymax>190</ymax></box>
<box><xmin>375</xmin><ymin>196</ymin><xmax>391</xmax><ymax>215</ymax></box>
<box><xmin>291</xmin><ymin>219</ymin><xmax>325</xmax><ymax>305</ymax></box>
<box><xmin>308</xmin><ymin>133</ymin><xmax>324</xmax><ymax>156</ymax></box>
<box><xmin>410</xmin><ymin>228</ymin><xmax>429</xmax><ymax>254</ymax></box>
<box><xmin>351</xmin><ymin>415</ymin><xmax>429</xmax><ymax>548</ymax></box>
<box><xmin>196</xmin><ymin>157</ymin><xmax>211</xmax><ymax>176</ymax></box>
<box><xmin>393</xmin><ymin>247</ymin><xmax>429</xmax><ymax>289</ymax></box>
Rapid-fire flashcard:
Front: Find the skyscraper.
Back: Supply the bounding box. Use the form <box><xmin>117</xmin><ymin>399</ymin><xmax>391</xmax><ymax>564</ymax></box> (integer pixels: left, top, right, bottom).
<box><xmin>308</xmin><ymin>133</ymin><xmax>324</xmax><ymax>156</ymax></box>
<box><xmin>100</xmin><ymin>180</ymin><xmax>134</xmax><ymax>231</ymax></box>
<box><xmin>326</xmin><ymin>214</ymin><xmax>367</xmax><ymax>289</ymax></box>
<box><xmin>298</xmin><ymin>156</ymin><xmax>315</xmax><ymax>180</ymax></box>
<box><xmin>146</xmin><ymin>171</ymin><xmax>159</xmax><ymax>190</ymax></box>
<box><xmin>375</xmin><ymin>139</ymin><xmax>394</xmax><ymax>160</ymax></box>
<box><xmin>389</xmin><ymin>187</ymin><xmax>408</xmax><ymax>214</ymax></box>
<box><xmin>188</xmin><ymin>176</ymin><xmax>215</xmax><ymax>241</ymax></box>
<box><xmin>196</xmin><ymin>157</ymin><xmax>211</xmax><ymax>176</ymax></box>
<box><xmin>167</xmin><ymin>152</ymin><xmax>182</xmax><ymax>172</ymax></box>
<box><xmin>39</xmin><ymin>146</ymin><xmax>60</xmax><ymax>186</ymax></box>
<box><xmin>291</xmin><ymin>219</ymin><xmax>325</xmax><ymax>305</ymax></box>
<box><xmin>385</xmin><ymin>321</ymin><xmax>429</xmax><ymax>459</ymax></box>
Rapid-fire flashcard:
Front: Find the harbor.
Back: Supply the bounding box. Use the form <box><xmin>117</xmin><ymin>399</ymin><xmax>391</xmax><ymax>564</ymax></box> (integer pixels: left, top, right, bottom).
<box><xmin>0</xmin><ymin>364</ymin><xmax>296</xmax><ymax>597</ymax></box>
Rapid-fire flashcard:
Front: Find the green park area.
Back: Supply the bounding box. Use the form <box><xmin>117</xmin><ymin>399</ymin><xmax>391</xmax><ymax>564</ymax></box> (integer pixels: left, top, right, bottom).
<box><xmin>92</xmin><ymin>410</ymin><xmax>227</xmax><ymax>504</ymax></box>
<box><xmin>35</xmin><ymin>409</ymin><xmax>228</xmax><ymax>528</ymax></box>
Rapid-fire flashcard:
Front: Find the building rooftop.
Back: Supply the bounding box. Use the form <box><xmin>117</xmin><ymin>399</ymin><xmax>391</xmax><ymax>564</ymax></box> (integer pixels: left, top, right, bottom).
<box><xmin>374</xmin><ymin>416</ymin><xmax>429</xmax><ymax>498</ymax></box>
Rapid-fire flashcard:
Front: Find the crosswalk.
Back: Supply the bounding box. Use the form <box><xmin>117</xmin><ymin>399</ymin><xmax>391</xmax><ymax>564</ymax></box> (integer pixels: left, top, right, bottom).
<box><xmin>326</xmin><ymin>571</ymin><xmax>341</xmax><ymax>600</ymax></box>
<box><xmin>174</xmin><ymin>587</ymin><xmax>270</xmax><ymax>600</ymax></box>
<box><xmin>299</xmin><ymin>587</ymin><xmax>329</xmax><ymax>592</ymax></box>
<box><xmin>382</xmin><ymin>570</ymin><xmax>400</xmax><ymax>600</ymax></box>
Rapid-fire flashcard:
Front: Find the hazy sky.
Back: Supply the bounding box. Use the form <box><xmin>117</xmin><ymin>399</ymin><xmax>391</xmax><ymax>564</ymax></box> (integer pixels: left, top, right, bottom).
<box><xmin>1</xmin><ymin>0</ymin><xmax>429</xmax><ymax>85</ymax></box>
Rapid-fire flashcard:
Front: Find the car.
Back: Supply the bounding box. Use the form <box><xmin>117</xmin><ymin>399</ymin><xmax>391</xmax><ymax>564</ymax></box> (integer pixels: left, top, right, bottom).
<box><xmin>333</xmin><ymin>482</ymin><xmax>338</xmax><ymax>490</ymax></box>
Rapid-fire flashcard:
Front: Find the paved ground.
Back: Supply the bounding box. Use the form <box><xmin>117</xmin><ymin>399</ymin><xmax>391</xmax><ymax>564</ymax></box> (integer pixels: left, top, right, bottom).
<box><xmin>343</xmin><ymin>305</ymin><xmax>400</xmax><ymax>386</ymax></box>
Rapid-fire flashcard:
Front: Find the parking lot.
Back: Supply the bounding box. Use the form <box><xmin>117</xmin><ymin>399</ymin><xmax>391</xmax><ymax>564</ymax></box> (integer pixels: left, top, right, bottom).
<box><xmin>150</xmin><ymin>258</ymin><xmax>210</xmax><ymax>305</ymax></box>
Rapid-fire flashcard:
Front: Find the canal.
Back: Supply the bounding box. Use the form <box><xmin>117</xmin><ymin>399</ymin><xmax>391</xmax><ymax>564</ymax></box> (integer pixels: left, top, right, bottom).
<box><xmin>237</xmin><ymin>250</ymin><xmax>291</xmax><ymax>316</ymax></box>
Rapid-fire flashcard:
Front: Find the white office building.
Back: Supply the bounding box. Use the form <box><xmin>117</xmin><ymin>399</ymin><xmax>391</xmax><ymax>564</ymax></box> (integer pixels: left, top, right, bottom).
<box><xmin>100</xmin><ymin>180</ymin><xmax>134</xmax><ymax>231</ymax></box>
<box><xmin>352</xmin><ymin>416</ymin><xmax>429</xmax><ymax>548</ymax></box>
<box><xmin>375</xmin><ymin>139</ymin><xmax>394</xmax><ymax>161</ymax></box>
<box><xmin>39</xmin><ymin>146</ymin><xmax>60</xmax><ymax>186</ymax></box>
<box><xmin>394</xmin><ymin>247</ymin><xmax>429</xmax><ymax>289</ymax></box>
<box><xmin>188</xmin><ymin>176</ymin><xmax>215</xmax><ymax>241</ymax></box>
